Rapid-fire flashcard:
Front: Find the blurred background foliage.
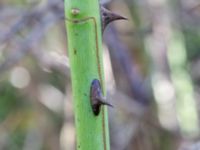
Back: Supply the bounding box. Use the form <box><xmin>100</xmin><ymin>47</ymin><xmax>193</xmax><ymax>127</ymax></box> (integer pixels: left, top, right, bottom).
<box><xmin>1</xmin><ymin>0</ymin><xmax>200</xmax><ymax>149</ymax></box>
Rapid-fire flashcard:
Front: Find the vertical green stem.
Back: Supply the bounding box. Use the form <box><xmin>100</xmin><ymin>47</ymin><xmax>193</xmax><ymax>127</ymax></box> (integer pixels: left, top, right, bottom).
<box><xmin>64</xmin><ymin>1</ymin><xmax>110</xmax><ymax>150</ymax></box>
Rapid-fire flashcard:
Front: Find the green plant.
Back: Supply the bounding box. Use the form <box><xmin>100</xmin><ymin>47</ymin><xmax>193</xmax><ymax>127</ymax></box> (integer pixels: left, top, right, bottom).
<box><xmin>64</xmin><ymin>1</ymin><xmax>110</xmax><ymax>150</ymax></box>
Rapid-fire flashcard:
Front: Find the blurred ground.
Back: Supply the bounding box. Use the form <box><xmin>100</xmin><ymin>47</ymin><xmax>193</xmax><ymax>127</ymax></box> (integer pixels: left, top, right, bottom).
<box><xmin>1</xmin><ymin>0</ymin><xmax>200</xmax><ymax>150</ymax></box>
